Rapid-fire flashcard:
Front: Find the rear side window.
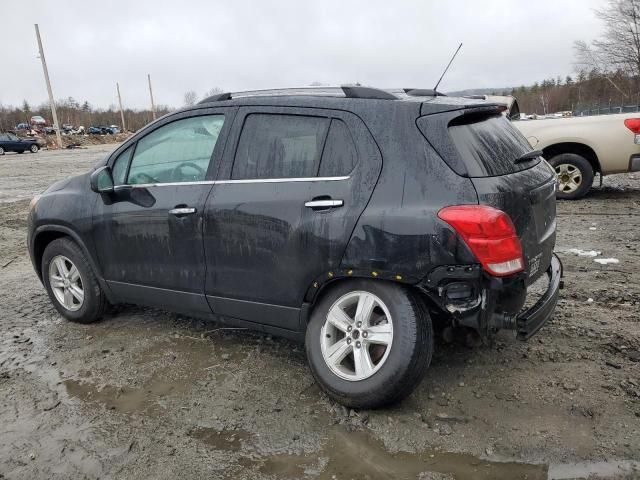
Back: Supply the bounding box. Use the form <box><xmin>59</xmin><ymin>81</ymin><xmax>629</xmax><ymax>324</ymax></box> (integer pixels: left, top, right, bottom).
<box><xmin>232</xmin><ymin>114</ymin><xmax>328</xmax><ymax>179</ymax></box>
<box><xmin>318</xmin><ymin>119</ymin><xmax>358</xmax><ymax>177</ymax></box>
<box><xmin>447</xmin><ymin>114</ymin><xmax>537</xmax><ymax>177</ymax></box>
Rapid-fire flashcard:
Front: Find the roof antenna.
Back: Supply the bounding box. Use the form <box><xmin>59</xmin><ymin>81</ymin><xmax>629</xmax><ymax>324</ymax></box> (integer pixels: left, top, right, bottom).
<box><xmin>433</xmin><ymin>43</ymin><xmax>463</xmax><ymax>93</ymax></box>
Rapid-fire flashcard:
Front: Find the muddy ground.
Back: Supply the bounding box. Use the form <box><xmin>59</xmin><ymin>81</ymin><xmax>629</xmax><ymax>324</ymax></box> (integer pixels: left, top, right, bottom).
<box><xmin>0</xmin><ymin>145</ymin><xmax>639</xmax><ymax>480</ymax></box>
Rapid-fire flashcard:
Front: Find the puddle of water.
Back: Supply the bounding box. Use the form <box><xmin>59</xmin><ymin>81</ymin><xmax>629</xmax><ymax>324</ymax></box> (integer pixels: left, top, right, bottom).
<box><xmin>195</xmin><ymin>426</ymin><xmax>640</xmax><ymax>480</ymax></box>
<box><xmin>64</xmin><ymin>377</ymin><xmax>179</xmax><ymax>413</ymax></box>
<box><xmin>63</xmin><ymin>336</ymin><xmax>249</xmax><ymax>414</ymax></box>
<box><xmin>191</xmin><ymin>425</ymin><xmax>548</xmax><ymax>480</ymax></box>
<box><xmin>548</xmin><ymin>460</ymin><xmax>640</xmax><ymax>479</ymax></box>
<box><xmin>190</xmin><ymin>427</ymin><xmax>252</xmax><ymax>452</ymax></box>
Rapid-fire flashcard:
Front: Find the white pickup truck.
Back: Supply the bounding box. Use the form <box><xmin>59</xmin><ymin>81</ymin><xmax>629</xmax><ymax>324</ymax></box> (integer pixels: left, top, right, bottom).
<box><xmin>483</xmin><ymin>95</ymin><xmax>640</xmax><ymax>199</ymax></box>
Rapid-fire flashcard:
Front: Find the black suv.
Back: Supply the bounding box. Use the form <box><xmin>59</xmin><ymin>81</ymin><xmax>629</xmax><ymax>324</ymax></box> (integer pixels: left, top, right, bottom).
<box><xmin>27</xmin><ymin>86</ymin><xmax>562</xmax><ymax>408</ymax></box>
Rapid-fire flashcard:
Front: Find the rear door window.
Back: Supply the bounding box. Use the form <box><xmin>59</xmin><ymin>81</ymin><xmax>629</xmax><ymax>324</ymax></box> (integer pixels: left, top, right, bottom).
<box><xmin>318</xmin><ymin>119</ymin><xmax>358</xmax><ymax>177</ymax></box>
<box><xmin>232</xmin><ymin>114</ymin><xmax>329</xmax><ymax>179</ymax></box>
<box><xmin>447</xmin><ymin>114</ymin><xmax>538</xmax><ymax>177</ymax></box>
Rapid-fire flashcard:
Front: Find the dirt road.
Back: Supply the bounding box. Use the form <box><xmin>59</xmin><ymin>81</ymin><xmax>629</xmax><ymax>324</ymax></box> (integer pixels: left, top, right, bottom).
<box><xmin>0</xmin><ymin>145</ymin><xmax>639</xmax><ymax>479</ymax></box>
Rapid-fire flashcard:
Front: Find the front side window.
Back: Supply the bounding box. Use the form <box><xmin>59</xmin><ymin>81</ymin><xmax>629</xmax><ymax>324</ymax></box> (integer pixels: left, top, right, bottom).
<box><xmin>7</xmin><ymin>133</ymin><xmax>19</xmax><ymax>141</ymax></box>
<box><xmin>111</xmin><ymin>145</ymin><xmax>134</xmax><ymax>185</ymax></box>
<box><xmin>127</xmin><ymin>115</ymin><xmax>224</xmax><ymax>184</ymax></box>
<box><xmin>232</xmin><ymin>114</ymin><xmax>329</xmax><ymax>179</ymax></box>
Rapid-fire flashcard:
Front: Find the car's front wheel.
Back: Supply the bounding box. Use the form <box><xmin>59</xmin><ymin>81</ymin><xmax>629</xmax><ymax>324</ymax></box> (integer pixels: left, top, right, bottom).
<box><xmin>42</xmin><ymin>237</ymin><xmax>106</xmax><ymax>323</ymax></box>
<box><xmin>30</xmin><ymin>144</ymin><xmax>39</xmax><ymax>153</ymax></box>
<box><xmin>305</xmin><ymin>280</ymin><xmax>432</xmax><ymax>409</ymax></box>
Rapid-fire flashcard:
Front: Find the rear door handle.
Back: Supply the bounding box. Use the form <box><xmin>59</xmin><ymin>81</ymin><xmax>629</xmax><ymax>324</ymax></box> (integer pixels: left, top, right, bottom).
<box><xmin>304</xmin><ymin>199</ymin><xmax>344</xmax><ymax>209</ymax></box>
<box><xmin>169</xmin><ymin>207</ymin><xmax>197</xmax><ymax>216</ymax></box>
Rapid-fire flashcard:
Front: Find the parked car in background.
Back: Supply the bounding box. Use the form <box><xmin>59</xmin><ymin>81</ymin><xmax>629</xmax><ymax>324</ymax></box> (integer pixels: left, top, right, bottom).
<box><xmin>30</xmin><ymin>116</ymin><xmax>47</xmax><ymax>126</ymax></box>
<box><xmin>27</xmin><ymin>86</ymin><xmax>561</xmax><ymax>408</ymax></box>
<box><xmin>483</xmin><ymin>95</ymin><xmax>640</xmax><ymax>199</ymax></box>
<box><xmin>88</xmin><ymin>126</ymin><xmax>107</xmax><ymax>135</ymax></box>
<box><xmin>107</xmin><ymin>125</ymin><xmax>120</xmax><ymax>134</ymax></box>
<box><xmin>0</xmin><ymin>132</ymin><xmax>40</xmax><ymax>154</ymax></box>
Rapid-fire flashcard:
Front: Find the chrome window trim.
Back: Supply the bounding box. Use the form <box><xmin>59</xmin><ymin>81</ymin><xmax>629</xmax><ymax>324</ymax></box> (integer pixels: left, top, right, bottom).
<box><xmin>218</xmin><ymin>175</ymin><xmax>349</xmax><ymax>184</ymax></box>
<box><xmin>112</xmin><ymin>175</ymin><xmax>349</xmax><ymax>190</ymax></box>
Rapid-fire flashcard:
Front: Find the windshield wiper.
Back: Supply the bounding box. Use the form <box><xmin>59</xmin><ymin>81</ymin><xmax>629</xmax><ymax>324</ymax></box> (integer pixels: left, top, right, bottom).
<box><xmin>514</xmin><ymin>149</ymin><xmax>543</xmax><ymax>164</ymax></box>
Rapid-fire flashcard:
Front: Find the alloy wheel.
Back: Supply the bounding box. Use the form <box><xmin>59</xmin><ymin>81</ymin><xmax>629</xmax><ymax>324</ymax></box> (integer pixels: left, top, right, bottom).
<box><xmin>320</xmin><ymin>291</ymin><xmax>394</xmax><ymax>381</ymax></box>
<box><xmin>555</xmin><ymin>163</ymin><xmax>582</xmax><ymax>193</ymax></box>
<box><xmin>48</xmin><ymin>255</ymin><xmax>84</xmax><ymax>311</ymax></box>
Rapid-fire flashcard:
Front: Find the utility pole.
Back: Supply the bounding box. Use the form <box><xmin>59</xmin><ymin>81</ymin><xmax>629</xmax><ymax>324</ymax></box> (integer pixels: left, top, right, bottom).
<box><xmin>34</xmin><ymin>24</ymin><xmax>62</xmax><ymax>149</ymax></box>
<box><xmin>148</xmin><ymin>74</ymin><xmax>157</xmax><ymax>121</ymax></box>
<box><xmin>116</xmin><ymin>83</ymin><xmax>126</xmax><ymax>132</ymax></box>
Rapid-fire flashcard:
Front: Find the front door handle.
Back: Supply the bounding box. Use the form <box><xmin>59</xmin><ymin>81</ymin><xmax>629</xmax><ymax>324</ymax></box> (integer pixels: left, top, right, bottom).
<box><xmin>169</xmin><ymin>207</ymin><xmax>197</xmax><ymax>216</ymax></box>
<box><xmin>304</xmin><ymin>199</ymin><xmax>344</xmax><ymax>209</ymax></box>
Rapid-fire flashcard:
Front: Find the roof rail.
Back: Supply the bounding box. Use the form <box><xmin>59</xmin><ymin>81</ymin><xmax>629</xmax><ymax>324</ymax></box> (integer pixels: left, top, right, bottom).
<box><xmin>403</xmin><ymin>88</ymin><xmax>446</xmax><ymax>97</ymax></box>
<box><xmin>197</xmin><ymin>85</ymin><xmax>398</xmax><ymax>104</ymax></box>
<box><xmin>199</xmin><ymin>92</ymin><xmax>232</xmax><ymax>103</ymax></box>
<box><xmin>341</xmin><ymin>86</ymin><xmax>398</xmax><ymax>100</ymax></box>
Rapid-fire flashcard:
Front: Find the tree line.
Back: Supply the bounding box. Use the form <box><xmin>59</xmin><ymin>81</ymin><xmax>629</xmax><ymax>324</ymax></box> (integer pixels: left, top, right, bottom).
<box><xmin>0</xmin><ymin>97</ymin><xmax>172</xmax><ymax>133</ymax></box>
<box><xmin>500</xmin><ymin>70</ymin><xmax>639</xmax><ymax>116</ymax></box>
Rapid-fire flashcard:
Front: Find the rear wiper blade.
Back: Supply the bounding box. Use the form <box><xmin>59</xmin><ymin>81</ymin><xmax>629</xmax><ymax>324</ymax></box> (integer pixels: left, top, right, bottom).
<box><xmin>514</xmin><ymin>149</ymin><xmax>543</xmax><ymax>163</ymax></box>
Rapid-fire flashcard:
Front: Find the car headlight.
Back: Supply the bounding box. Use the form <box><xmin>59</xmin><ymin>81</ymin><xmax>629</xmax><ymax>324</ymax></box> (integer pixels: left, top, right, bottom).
<box><xmin>29</xmin><ymin>195</ymin><xmax>41</xmax><ymax>211</ymax></box>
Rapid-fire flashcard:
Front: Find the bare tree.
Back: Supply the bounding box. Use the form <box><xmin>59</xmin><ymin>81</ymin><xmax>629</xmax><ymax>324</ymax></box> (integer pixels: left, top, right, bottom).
<box><xmin>183</xmin><ymin>90</ymin><xmax>198</xmax><ymax>106</ymax></box>
<box><xmin>204</xmin><ymin>87</ymin><xmax>223</xmax><ymax>98</ymax></box>
<box><xmin>574</xmin><ymin>0</ymin><xmax>640</xmax><ymax>77</ymax></box>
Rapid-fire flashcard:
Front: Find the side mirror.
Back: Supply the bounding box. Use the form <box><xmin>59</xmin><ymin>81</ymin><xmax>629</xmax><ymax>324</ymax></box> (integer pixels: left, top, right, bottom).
<box><xmin>90</xmin><ymin>166</ymin><xmax>115</xmax><ymax>193</ymax></box>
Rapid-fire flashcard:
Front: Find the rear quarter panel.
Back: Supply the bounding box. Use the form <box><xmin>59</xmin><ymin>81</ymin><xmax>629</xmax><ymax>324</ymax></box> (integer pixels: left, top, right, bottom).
<box><xmin>341</xmin><ymin>104</ymin><xmax>478</xmax><ymax>280</ymax></box>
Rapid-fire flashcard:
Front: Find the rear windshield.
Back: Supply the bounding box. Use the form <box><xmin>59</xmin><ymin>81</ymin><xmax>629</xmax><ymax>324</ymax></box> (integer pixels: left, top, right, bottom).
<box><xmin>447</xmin><ymin>114</ymin><xmax>539</xmax><ymax>177</ymax></box>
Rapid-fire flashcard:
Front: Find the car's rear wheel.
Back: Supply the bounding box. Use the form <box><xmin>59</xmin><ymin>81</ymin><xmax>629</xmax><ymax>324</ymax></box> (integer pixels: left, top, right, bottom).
<box><xmin>548</xmin><ymin>153</ymin><xmax>594</xmax><ymax>200</ymax></box>
<box><xmin>0</xmin><ymin>147</ymin><xmax>4</xmax><ymax>155</ymax></box>
<box><xmin>42</xmin><ymin>238</ymin><xmax>106</xmax><ymax>323</ymax></box>
<box><xmin>305</xmin><ymin>280</ymin><xmax>432</xmax><ymax>408</ymax></box>
<box><xmin>30</xmin><ymin>144</ymin><xmax>39</xmax><ymax>153</ymax></box>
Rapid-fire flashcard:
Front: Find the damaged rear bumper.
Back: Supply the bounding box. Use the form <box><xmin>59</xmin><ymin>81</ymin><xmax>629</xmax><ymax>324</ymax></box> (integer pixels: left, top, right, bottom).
<box><xmin>515</xmin><ymin>253</ymin><xmax>563</xmax><ymax>340</ymax></box>
<box><xmin>421</xmin><ymin>253</ymin><xmax>563</xmax><ymax>341</ymax></box>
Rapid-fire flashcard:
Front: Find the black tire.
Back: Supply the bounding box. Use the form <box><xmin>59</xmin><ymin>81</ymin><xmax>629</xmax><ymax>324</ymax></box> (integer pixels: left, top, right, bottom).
<box><xmin>305</xmin><ymin>280</ymin><xmax>433</xmax><ymax>409</ymax></box>
<box><xmin>42</xmin><ymin>237</ymin><xmax>106</xmax><ymax>323</ymax></box>
<box><xmin>0</xmin><ymin>147</ymin><xmax>4</xmax><ymax>155</ymax></box>
<box><xmin>548</xmin><ymin>153</ymin><xmax>594</xmax><ymax>200</ymax></box>
<box><xmin>30</xmin><ymin>144</ymin><xmax>39</xmax><ymax>153</ymax></box>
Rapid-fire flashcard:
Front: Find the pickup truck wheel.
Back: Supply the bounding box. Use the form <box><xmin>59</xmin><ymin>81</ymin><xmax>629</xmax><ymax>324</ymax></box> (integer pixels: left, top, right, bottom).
<box><xmin>42</xmin><ymin>238</ymin><xmax>106</xmax><ymax>324</ymax></box>
<box><xmin>548</xmin><ymin>153</ymin><xmax>594</xmax><ymax>200</ymax></box>
<box><xmin>305</xmin><ymin>280</ymin><xmax>432</xmax><ymax>409</ymax></box>
<box><xmin>30</xmin><ymin>144</ymin><xmax>39</xmax><ymax>153</ymax></box>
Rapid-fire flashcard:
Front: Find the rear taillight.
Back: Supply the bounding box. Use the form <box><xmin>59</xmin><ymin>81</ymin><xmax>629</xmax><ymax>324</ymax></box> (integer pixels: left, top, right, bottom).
<box><xmin>624</xmin><ymin>118</ymin><xmax>640</xmax><ymax>134</ymax></box>
<box><xmin>438</xmin><ymin>205</ymin><xmax>524</xmax><ymax>277</ymax></box>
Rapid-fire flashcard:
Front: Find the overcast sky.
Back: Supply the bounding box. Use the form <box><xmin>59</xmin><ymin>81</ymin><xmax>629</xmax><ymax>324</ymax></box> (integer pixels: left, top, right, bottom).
<box><xmin>1</xmin><ymin>0</ymin><xmax>604</xmax><ymax>110</ymax></box>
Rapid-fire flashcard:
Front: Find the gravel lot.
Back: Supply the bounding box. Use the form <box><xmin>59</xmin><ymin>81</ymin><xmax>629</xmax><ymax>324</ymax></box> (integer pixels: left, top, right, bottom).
<box><xmin>1</xmin><ymin>145</ymin><xmax>639</xmax><ymax>479</ymax></box>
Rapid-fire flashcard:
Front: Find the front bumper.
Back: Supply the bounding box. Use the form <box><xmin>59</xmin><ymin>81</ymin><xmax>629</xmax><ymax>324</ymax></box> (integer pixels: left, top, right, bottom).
<box><xmin>515</xmin><ymin>253</ymin><xmax>563</xmax><ymax>340</ymax></box>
